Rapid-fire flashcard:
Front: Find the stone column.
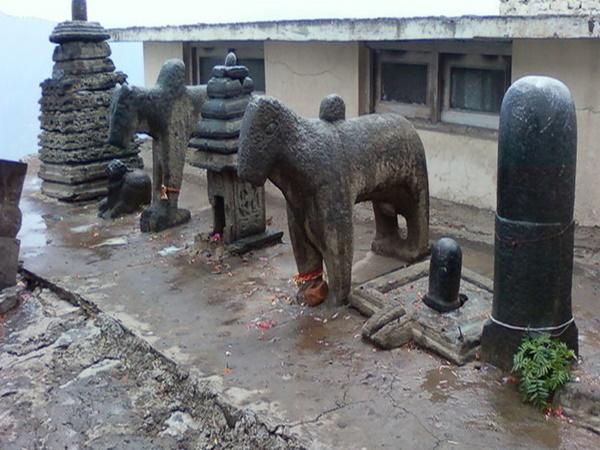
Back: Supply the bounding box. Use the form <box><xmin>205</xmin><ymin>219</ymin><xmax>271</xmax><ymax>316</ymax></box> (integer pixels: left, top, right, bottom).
<box><xmin>481</xmin><ymin>76</ymin><xmax>579</xmax><ymax>370</ymax></box>
<box><xmin>0</xmin><ymin>160</ymin><xmax>28</xmax><ymax>289</ymax></box>
<box><xmin>38</xmin><ymin>0</ymin><xmax>142</xmax><ymax>201</ymax></box>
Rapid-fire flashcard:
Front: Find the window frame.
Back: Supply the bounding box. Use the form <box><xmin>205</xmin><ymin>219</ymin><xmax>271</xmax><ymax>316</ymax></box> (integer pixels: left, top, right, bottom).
<box><xmin>369</xmin><ymin>41</ymin><xmax>512</xmax><ymax>133</ymax></box>
<box><xmin>374</xmin><ymin>50</ymin><xmax>436</xmax><ymax>120</ymax></box>
<box><xmin>441</xmin><ymin>53</ymin><xmax>512</xmax><ymax>130</ymax></box>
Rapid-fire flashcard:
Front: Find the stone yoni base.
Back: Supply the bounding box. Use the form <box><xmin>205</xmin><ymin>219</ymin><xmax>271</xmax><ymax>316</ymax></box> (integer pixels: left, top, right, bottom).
<box><xmin>351</xmin><ymin>260</ymin><xmax>493</xmax><ymax>365</ymax></box>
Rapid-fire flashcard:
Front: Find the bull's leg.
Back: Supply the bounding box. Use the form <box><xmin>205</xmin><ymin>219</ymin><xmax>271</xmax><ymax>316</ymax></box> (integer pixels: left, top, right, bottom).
<box><xmin>287</xmin><ymin>204</ymin><xmax>328</xmax><ymax>307</ymax></box>
<box><xmin>310</xmin><ymin>197</ymin><xmax>354</xmax><ymax>306</ymax></box>
<box><xmin>404</xmin><ymin>184</ymin><xmax>430</xmax><ymax>260</ymax></box>
<box><xmin>371</xmin><ymin>201</ymin><xmax>402</xmax><ymax>257</ymax></box>
<box><xmin>151</xmin><ymin>139</ymin><xmax>162</xmax><ymax>205</ymax></box>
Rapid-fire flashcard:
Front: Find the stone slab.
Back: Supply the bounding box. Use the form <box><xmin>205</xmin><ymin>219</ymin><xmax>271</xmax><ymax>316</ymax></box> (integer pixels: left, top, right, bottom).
<box><xmin>0</xmin><ymin>237</ymin><xmax>20</xmax><ymax>290</ymax></box>
<box><xmin>39</xmin><ymin>129</ymin><xmax>109</xmax><ymax>152</ymax></box>
<box><xmin>39</xmin><ymin>90</ymin><xmax>113</xmax><ymax>113</ymax></box>
<box><xmin>226</xmin><ymin>229</ymin><xmax>284</xmax><ymax>255</ymax></box>
<box><xmin>188</xmin><ymin>138</ymin><xmax>238</xmax><ymax>155</ymax></box>
<box><xmin>53</xmin><ymin>41</ymin><xmax>111</xmax><ymax>62</ymax></box>
<box><xmin>39</xmin><ymin>155</ymin><xmax>143</xmax><ymax>184</ymax></box>
<box><xmin>352</xmin><ymin>260</ymin><xmax>493</xmax><ymax>365</ymax></box>
<box><xmin>41</xmin><ymin>178</ymin><xmax>107</xmax><ymax>202</ymax></box>
<box><xmin>200</xmin><ymin>96</ymin><xmax>250</xmax><ymax>120</ymax></box>
<box><xmin>39</xmin><ymin>147</ymin><xmax>139</xmax><ymax>165</ymax></box>
<box><xmin>40</xmin><ymin>107</ymin><xmax>109</xmax><ymax>133</ymax></box>
<box><xmin>187</xmin><ymin>148</ymin><xmax>238</xmax><ymax>171</ymax></box>
<box><xmin>53</xmin><ymin>58</ymin><xmax>115</xmax><ymax>77</ymax></box>
<box><xmin>193</xmin><ymin>118</ymin><xmax>242</xmax><ymax>139</ymax></box>
<box><xmin>40</xmin><ymin>72</ymin><xmax>122</xmax><ymax>93</ymax></box>
<box><xmin>49</xmin><ymin>21</ymin><xmax>110</xmax><ymax>44</ymax></box>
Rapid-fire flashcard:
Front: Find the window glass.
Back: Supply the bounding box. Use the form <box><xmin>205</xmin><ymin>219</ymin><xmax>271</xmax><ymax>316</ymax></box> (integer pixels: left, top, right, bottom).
<box><xmin>381</xmin><ymin>63</ymin><xmax>428</xmax><ymax>104</ymax></box>
<box><xmin>450</xmin><ymin>67</ymin><xmax>505</xmax><ymax>113</ymax></box>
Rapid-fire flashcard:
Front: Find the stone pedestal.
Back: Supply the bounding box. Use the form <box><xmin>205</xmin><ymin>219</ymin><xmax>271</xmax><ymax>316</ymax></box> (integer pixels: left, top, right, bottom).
<box><xmin>189</xmin><ymin>52</ymin><xmax>282</xmax><ymax>252</ymax></box>
<box><xmin>38</xmin><ymin>0</ymin><xmax>141</xmax><ymax>202</ymax></box>
<box><xmin>0</xmin><ymin>159</ymin><xmax>27</xmax><ymax>290</ymax></box>
<box><xmin>481</xmin><ymin>76</ymin><xmax>579</xmax><ymax>371</ymax></box>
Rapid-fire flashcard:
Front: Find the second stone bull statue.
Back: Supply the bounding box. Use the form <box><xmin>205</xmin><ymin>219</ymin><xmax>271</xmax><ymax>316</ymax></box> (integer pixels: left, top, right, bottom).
<box><xmin>238</xmin><ymin>95</ymin><xmax>430</xmax><ymax>306</ymax></box>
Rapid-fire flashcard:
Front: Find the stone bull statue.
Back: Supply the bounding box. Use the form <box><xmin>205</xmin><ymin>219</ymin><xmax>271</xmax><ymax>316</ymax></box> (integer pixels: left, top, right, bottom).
<box><xmin>108</xmin><ymin>59</ymin><xmax>207</xmax><ymax>232</ymax></box>
<box><xmin>238</xmin><ymin>95</ymin><xmax>429</xmax><ymax>306</ymax></box>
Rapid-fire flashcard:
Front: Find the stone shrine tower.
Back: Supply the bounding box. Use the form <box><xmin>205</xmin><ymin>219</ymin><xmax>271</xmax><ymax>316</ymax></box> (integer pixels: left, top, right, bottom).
<box><xmin>189</xmin><ymin>52</ymin><xmax>282</xmax><ymax>252</ymax></box>
<box><xmin>38</xmin><ymin>0</ymin><xmax>142</xmax><ymax>201</ymax></box>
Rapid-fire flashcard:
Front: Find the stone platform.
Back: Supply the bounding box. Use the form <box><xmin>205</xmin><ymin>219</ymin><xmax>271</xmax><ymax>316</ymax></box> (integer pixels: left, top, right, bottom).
<box><xmin>352</xmin><ymin>260</ymin><xmax>493</xmax><ymax>365</ymax></box>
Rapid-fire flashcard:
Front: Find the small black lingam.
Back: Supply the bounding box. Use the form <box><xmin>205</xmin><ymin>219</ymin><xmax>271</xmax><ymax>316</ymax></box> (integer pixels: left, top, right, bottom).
<box><xmin>481</xmin><ymin>76</ymin><xmax>579</xmax><ymax>371</ymax></box>
<box><xmin>423</xmin><ymin>237</ymin><xmax>467</xmax><ymax>313</ymax></box>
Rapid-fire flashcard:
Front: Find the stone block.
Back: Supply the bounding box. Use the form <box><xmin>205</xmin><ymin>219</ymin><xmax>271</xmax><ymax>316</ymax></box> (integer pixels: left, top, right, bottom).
<box><xmin>53</xmin><ymin>58</ymin><xmax>115</xmax><ymax>77</ymax></box>
<box><xmin>53</xmin><ymin>41</ymin><xmax>111</xmax><ymax>62</ymax></box>
<box><xmin>193</xmin><ymin>118</ymin><xmax>243</xmax><ymax>139</ymax></box>
<box><xmin>40</xmin><ymin>107</ymin><xmax>109</xmax><ymax>133</ymax></box>
<box><xmin>207</xmin><ymin>78</ymin><xmax>243</xmax><ymax>98</ymax></box>
<box><xmin>189</xmin><ymin>137</ymin><xmax>239</xmax><ymax>155</ymax></box>
<box><xmin>352</xmin><ymin>260</ymin><xmax>493</xmax><ymax>365</ymax></box>
<box><xmin>38</xmin><ymin>155</ymin><xmax>142</xmax><ymax>184</ymax></box>
<box><xmin>0</xmin><ymin>237</ymin><xmax>20</xmax><ymax>290</ymax></box>
<box><xmin>187</xmin><ymin>148</ymin><xmax>238</xmax><ymax>171</ymax></box>
<box><xmin>41</xmin><ymin>178</ymin><xmax>108</xmax><ymax>201</ymax></box>
<box><xmin>39</xmin><ymin>129</ymin><xmax>109</xmax><ymax>152</ymax></box>
<box><xmin>200</xmin><ymin>96</ymin><xmax>250</xmax><ymax>120</ymax></box>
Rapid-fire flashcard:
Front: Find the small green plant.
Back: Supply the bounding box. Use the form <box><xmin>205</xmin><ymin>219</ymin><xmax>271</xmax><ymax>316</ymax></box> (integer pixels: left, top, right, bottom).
<box><xmin>512</xmin><ymin>334</ymin><xmax>576</xmax><ymax>410</ymax></box>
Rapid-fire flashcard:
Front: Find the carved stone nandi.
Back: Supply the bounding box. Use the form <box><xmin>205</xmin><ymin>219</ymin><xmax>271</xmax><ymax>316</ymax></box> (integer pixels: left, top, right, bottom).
<box><xmin>98</xmin><ymin>159</ymin><xmax>151</xmax><ymax>219</ymax></box>
<box><xmin>108</xmin><ymin>59</ymin><xmax>207</xmax><ymax>232</ymax></box>
<box><xmin>238</xmin><ymin>95</ymin><xmax>430</xmax><ymax>306</ymax></box>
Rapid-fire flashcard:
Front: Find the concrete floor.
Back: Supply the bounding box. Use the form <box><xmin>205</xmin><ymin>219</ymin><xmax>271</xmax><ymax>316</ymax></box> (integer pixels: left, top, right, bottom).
<box><xmin>14</xmin><ymin>151</ymin><xmax>600</xmax><ymax>449</ymax></box>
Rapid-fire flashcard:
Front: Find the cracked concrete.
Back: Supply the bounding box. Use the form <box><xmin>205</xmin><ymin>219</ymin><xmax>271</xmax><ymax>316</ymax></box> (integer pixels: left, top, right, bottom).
<box><xmin>9</xmin><ymin>151</ymin><xmax>600</xmax><ymax>449</ymax></box>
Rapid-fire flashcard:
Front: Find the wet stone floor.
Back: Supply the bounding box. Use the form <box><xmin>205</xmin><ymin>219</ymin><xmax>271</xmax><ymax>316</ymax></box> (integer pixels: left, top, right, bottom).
<box><xmin>3</xmin><ymin>155</ymin><xmax>600</xmax><ymax>449</ymax></box>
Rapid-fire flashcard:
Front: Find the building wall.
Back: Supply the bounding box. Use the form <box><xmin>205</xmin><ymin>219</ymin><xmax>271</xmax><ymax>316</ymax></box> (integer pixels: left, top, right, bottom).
<box><xmin>513</xmin><ymin>39</ymin><xmax>600</xmax><ymax>226</ymax></box>
<box><xmin>500</xmin><ymin>0</ymin><xmax>600</xmax><ymax>15</ymax></box>
<box><xmin>419</xmin><ymin>130</ymin><xmax>498</xmax><ymax>211</ymax></box>
<box><xmin>264</xmin><ymin>41</ymin><xmax>360</xmax><ymax>118</ymax></box>
<box><xmin>143</xmin><ymin>42</ymin><xmax>183</xmax><ymax>87</ymax></box>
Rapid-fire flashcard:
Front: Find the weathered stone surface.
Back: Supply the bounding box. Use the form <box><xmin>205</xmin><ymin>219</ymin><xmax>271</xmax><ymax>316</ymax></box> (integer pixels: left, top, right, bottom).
<box><xmin>41</xmin><ymin>178</ymin><xmax>108</xmax><ymax>201</ymax></box>
<box><xmin>556</xmin><ymin>380</ymin><xmax>600</xmax><ymax>434</ymax></box>
<box><xmin>207</xmin><ymin>77</ymin><xmax>243</xmax><ymax>98</ymax></box>
<box><xmin>0</xmin><ymin>237</ymin><xmax>20</xmax><ymax>290</ymax></box>
<box><xmin>98</xmin><ymin>160</ymin><xmax>151</xmax><ymax>219</ymax></box>
<box><xmin>211</xmin><ymin>64</ymin><xmax>249</xmax><ymax>80</ymax></box>
<box><xmin>38</xmin><ymin>155</ymin><xmax>142</xmax><ymax>184</ymax></box>
<box><xmin>39</xmin><ymin>129</ymin><xmax>109</xmax><ymax>151</ymax></box>
<box><xmin>53</xmin><ymin>41</ymin><xmax>111</xmax><ymax>62</ymax></box>
<box><xmin>189</xmin><ymin>137</ymin><xmax>239</xmax><ymax>154</ymax></box>
<box><xmin>108</xmin><ymin>59</ymin><xmax>207</xmax><ymax>232</ymax></box>
<box><xmin>200</xmin><ymin>96</ymin><xmax>250</xmax><ymax>120</ymax></box>
<box><xmin>72</xmin><ymin>0</ymin><xmax>87</xmax><ymax>21</ymax></box>
<box><xmin>186</xmin><ymin>148</ymin><xmax>238</xmax><ymax>171</ymax></box>
<box><xmin>40</xmin><ymin>107</ymin><xmax>109</xmax><ymax>133</ymax></box>
<box><xmin>238</xmin><ymin>95</ymin><xmax>430</xmax><ymax>306</ymax></box>
<box><xmin>481</xmin><ymin>76</ymin><xmax>579</xmax><ymax>371</ymax></box>
<box><xmin>41</xmin><ymin>72</ymin><xmax>124</xmax><ymax>94</ymax></box>
<box><xmin>194</xmin><ymin>117</ymin><xmax>242</xmax><ymax>139</ymax></box>
<box><xmin>49</xmin><ymin>21</ymin><xmax>110</xmax><ymax>44</ymax></box>
<box><xmin>39</xmin><ymin>145</ymin><xmax>138</xmax><ymax>165</ymax></box>
<box><xmin>319</xmin><ymin>94</ymin><xmax>346</xmax><ymax>122</ymax></box>
<box><xmin>53</xmin><ymin>58</ymin><xmax>115</xmax><ymax>76</ymax></box>
<box><xmin>354</xmin><ymin>260</ymin><xmax>493</xmax><ymax>365</ymax></box>
<box><xmin>0</xmin><ymin>285</ymin><xmax>22</xmax><ymax>314</ymax></box>
<box><xmin>39</xmin><ymin>90</ymin><xmax>113</xmax><ymax>112</ymax></box>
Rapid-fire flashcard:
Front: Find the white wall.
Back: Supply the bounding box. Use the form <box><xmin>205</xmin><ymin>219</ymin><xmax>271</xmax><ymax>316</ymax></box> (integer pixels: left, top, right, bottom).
<box><xmin>500</xmin><ymin>0</ymin><xmax>600</xmax><ymax>15</ymax></box>
<box><xmin>264</xmin><ymin>41</ymin><xmax>360</xmax><ymax>118</ymax></box>
<box><xmin>143</xmin><ymin>42</ymin><xmax>184</xmax><ymax>87</ymax></box>
<box><xmin>420</xmin><ymin>130</ymin><xmax>498</xmax><ymax>211</ymax></box>
<box><xmin>512</xmin><ymin>39</ymin><xmax>600</xmax><ymax>227</ymax></box>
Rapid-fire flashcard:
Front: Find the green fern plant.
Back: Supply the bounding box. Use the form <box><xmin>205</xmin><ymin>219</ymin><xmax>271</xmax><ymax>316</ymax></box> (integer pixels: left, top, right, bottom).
<box><xmin>512</xmin><ymin>334</ymin><xmax>576</xmax><ymax>410</ymax></box>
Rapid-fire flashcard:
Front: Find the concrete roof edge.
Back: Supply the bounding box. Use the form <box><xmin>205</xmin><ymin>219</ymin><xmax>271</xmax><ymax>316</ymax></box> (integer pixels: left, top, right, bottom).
<box><xmin>108</xmin><ymin>14</ymin><xmax>600</xmax><ymax>42</ymax></box>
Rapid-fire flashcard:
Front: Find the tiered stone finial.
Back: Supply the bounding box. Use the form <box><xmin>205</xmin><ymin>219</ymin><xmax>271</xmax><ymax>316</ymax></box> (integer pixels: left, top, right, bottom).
<box><xmin>188</xmin><ymin>52</ymin><xmax>282</xmax><ymax>252</ymax></box>
<box><xmin>38</xmin><ymin>0</ymin><xmax>141</xmax><ymax>201</ymax></box>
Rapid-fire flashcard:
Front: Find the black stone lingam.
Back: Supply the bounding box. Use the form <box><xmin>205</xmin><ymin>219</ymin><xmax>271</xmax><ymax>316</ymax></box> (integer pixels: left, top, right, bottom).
<box><xmin>423</xmin><ymin>237</ymin><xmax>466</xmax><ymax>313</ymax></box>
<box><xmin>72</xmin><ymin>0</ymin><xmax>87</xmax><ymax>21</ymax></box>
<box><xmin>481</xmin><ymin>76</ymin><xmax>579</xmax><ymax>371</ymax></box>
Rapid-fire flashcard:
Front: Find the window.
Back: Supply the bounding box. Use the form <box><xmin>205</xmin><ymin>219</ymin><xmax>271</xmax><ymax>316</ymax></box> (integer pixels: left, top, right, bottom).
<box><xmin>375</xmin><ymin>50</ymin><xmax>436</xmax><ymax>120</ymax></box>
<box><xmin>441</xmin><ymin>53</ymin><xmax>511</xmax><ymax>129</ymax></box>
<box><xmin>371</xmin><ymin>42</ymin><xmax>511</xmax><ymax>131</ymax></box>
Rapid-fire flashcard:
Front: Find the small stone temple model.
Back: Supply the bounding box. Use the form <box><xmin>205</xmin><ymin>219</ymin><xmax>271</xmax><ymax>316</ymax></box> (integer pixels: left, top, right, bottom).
<box><xmin>238</xmin><ymin>95</ymin><xmax>429</xmax><ymax>306</ymax></box>
<box><xmin>108</xmin><ymin>59</ymin><xmax>207</xmax><ymax>232</ymax></box>
<box><xmin>188</xmin><ymin>52</ymin><xmax>283</xmax><ymax>253</ymax></box>
<box><xmin>98</xmin><ymin>160</ymin><xmax>151</xmax><ymax>219</ymax></box>
<box><xmin>0</xmin><ymin>159</ymin><xmax>27</xmax><ymax>289</ymax></box>
<box><xmin>481</xmin><ymin>76</ymin><xmax>579</xmax><ymax>371</ymax></box>
<box><xmin>38</xmin><ymin>0</ymin><xmax>141</xmax><ymax>201</ymax></box>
